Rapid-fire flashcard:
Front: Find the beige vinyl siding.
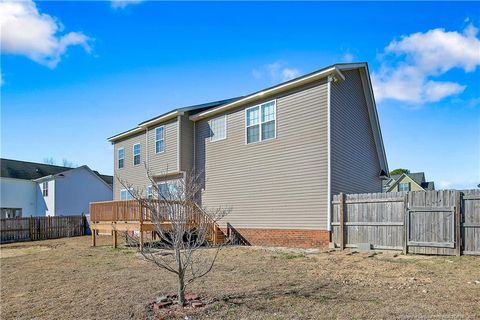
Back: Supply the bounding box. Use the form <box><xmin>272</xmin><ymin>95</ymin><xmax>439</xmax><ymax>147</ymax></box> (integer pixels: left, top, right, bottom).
<box><xmin>179</xmin><ymin>115</ymin><xmax>194</xmax><ymax>172</ymax></box>
<box><xmin>330</xmin><ymin>69</ymin><xmax>381</xmax><ymax>195</ymax></box>
<box><xmin>113</xmin><ymin>119</ymin><xmax>178</xmax><ymax>199</ymax></box>
<box><xmin>195</xmin><ymin>80</ymin><xmax>329</xmax><ymax>230</ymax></box>
<box><xmin>146</xmin><ymin>119</ymin><xmax>178</xmax><ymax>175</ymax></box>
<box><xmin>113</xmin><ymin>132</ymin><xmax>149</xmax><ymax>200</ymax></box>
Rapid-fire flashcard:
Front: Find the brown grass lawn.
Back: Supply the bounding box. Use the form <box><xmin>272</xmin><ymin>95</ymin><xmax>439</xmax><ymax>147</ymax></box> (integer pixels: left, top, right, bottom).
<box><xmin>1</xmin><ymin>236</ymin><xmax>479</xmax><ymax>319</ymax></box>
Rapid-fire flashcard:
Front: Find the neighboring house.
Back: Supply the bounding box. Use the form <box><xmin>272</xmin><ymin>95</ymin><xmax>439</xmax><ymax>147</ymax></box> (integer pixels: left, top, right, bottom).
<box><xmin>383</xmin><ymin>172</ymin><xmax>435</xmax><ymax>192</ymax></box>
<box><xmin>0</xmin><ymin>159</ymin><xmax>113</xmax><ymax>218</ymax></box>
<box><xmin>109</xmin><ymin>62</ymin><xmax>389</xmax><ymax>248</ymax></box>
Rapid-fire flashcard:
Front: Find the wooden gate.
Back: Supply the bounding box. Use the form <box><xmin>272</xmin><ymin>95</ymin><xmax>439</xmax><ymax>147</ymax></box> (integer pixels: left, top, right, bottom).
<box><xmin>331</xmin><ymin>189</ymin><xmax>479</xmax><ymax>256</ymax></box>
<box><xmin>406</xmin><ymin>190</ymin><xmax>460</xmax><ymax>255</ymax></box>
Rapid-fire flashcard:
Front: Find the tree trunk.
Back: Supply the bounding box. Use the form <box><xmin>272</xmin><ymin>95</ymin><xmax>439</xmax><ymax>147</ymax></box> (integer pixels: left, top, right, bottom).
<box><xmin>177</xmin><ymin>272</ymin><xmax>186</xmax><ymax>306</ymax></box>
<box><xmin>175</xmin><ymin>247</ymin><xmax>186</xmax><ymax>306</ymax></box>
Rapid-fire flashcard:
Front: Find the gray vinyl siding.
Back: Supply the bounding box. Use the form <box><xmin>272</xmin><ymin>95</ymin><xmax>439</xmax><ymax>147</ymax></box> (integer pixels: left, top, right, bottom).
<box><xmin>330</xmin><ymin>69</ymin><xmax>381</xmax><ymax>195</ymax></box>
<box><xmin>195</xmin><ymin>80</ymin><xmax>329</xmax><ymax>230</ymax></box>
<box><xmin>113</xmin><ymin>132</ymin><xmax>149</xmax><ymax>200</ymax></box>
<box><xmin>146</xmin><ymin>119</ymin><xmax>178</xmax><ymax>175</ymax></box>
<box><xmin>179</xmin><ymin>115</ymin><xmax>194</xmax><ymax>172</ymax></box>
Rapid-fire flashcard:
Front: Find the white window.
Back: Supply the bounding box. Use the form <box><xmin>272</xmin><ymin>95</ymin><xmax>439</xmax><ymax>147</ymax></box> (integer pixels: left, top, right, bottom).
<box><xmin>246</xmin><ymin>100</ymin><xmax>276</xmax><ymax>144</ymax></box>
<box><xmin>155</xmin><ymin>126</ymin><xmax>165</xmax><ymax>154</ymax></box>
<box><xmin>157</xmin><ymin>180</ymin><xmax>181</xmax><ymax>200</ymax></box>
<box><xmin>133</xmin><ymin>143</ymin><xmax>141</xmax><ymax>166</ymax></box>
<box><xmin>120</xmin><ymin>189</ymin><xmax>133</xmax><ymax>200</ymax></box>
<box><xmin>118</xmin><ymin>148</ymin><xmax>124</xmax><ymax>169</ymax></box>
<box><xmin>209</xmin><ymin>115</ymin><xmax>226</xmax><ymax>141</ymax></box>
<box><xmin>1</xmin><ymin>208</ymin><xmax>22</xmax><ymax>219</ymax></box>
<box><xmin>42</xmin><ymin>182</ymin><xmax>49</xmax><ymax>197</ymax></box>
<box><xmin>399</xmin><ymin>182</ymin><xmax>410</xmax><ymax>192</ymax></box>
<box><xmin>147</xmin><ymin>185</ymin><xmax>153</xmax><ymax>199</ymax></box>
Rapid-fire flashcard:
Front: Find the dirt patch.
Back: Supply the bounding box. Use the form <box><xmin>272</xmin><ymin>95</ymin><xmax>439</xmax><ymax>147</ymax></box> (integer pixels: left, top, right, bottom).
<box><xmin>1</xmin><ymin>236</ymin><xmax>479</xmax><ymax>319</ymax></box>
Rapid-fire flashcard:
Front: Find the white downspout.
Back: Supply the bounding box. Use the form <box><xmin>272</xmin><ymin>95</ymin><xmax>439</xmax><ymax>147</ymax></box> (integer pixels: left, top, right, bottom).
<box><xmin>327</xmin><ymin>75</ymin><xmax>333</xmax><ymax>232</ymax></box>
<box><xmin>145</xmin><ymin>128</ymin><xmax>148</xmax><ymax>169</ymax></box>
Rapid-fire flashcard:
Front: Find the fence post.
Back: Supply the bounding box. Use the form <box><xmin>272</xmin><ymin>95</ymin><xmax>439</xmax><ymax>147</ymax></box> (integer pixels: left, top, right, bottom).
<box><xmin>403</xmin><ymin>194</ymin><xmax>409</xmax><ymax>254</ymax></box>
<box><xmin>455</xmin><ymin>191</ymin><xmax>462</xmax><ymax>256</ymax></box>
<box><xmin>339</xmin><ymin>192</ymin><xmax>345</xmax><ymax>250</ymax></box>
<box><xmin>81</xmin><ymin>213</ymin><xmax>85</xmax><ymax>236</ymax></box>
<box><xmin>29</xmin><ymin>216</ymin><xmax>33</xmax><ymax>241</ymax></box>
<box><xmin>47</xmin><ymin>216</ymin><xmax>50</xmax><ymax>239</ymax></box>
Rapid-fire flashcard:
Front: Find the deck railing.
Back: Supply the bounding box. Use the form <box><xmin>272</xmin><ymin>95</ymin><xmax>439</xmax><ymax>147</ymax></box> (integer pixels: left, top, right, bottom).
<box><xmin>90</xmin><ymin>199</ymin><xmax>224</xmax><ymax>246</ymax></box>
<box><xmin>90</xmin><ymin>200</ymin><xmax>215</xmax><ymax>227</ymax></box>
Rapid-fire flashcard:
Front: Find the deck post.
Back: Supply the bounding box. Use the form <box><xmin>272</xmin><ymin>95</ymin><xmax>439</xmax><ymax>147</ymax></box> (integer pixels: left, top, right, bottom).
<box><xmin>92</xmin><ymin>229</ymin><xmax>96</xmax><ymax>247</ymax></box>
<box><xmin>113</xmin><ymin>230</ymin><xmax>118</xmax><ymax>248</ymax></box>
<box><xmin>139</xmin><ymin>230</ymin><xmax>144</xmax><ymax>251</ymax></box>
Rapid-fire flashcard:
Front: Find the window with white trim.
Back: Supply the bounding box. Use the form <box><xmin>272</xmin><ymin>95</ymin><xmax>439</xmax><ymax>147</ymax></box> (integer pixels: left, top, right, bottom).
<box><xmin>155</xmin><ymin>126</ymin><xmax>165</xmax><ymax>153</ymax></box>
<box><xmin>209</xmin><ymin>115</ymin><xmax>226</xmax><ymax>141</ymax></box>
<box><xmin>399</xmin><ymin>182</ymin><xmax>410</xmax><ymax>192</ymax></box>
<box><xmin>120</xmin><ymin>189</ymin><xmax>133</xmax><ymax>200</ymax></box>
<box><xmin>133</xmin><ymin>143</ymin><xmax>141</xmax><ymax>166</ymax></box>
<box><xmin>246</xmin><ymin>100</ymin><xmax>276</xmax><ymax>144</ymax></box>
<box><xmin>157</xmin><ymin>180</ymin><xmax>182</xmax><ymax>200</ymax></box>
<box><xmin>42</xmin><ymin>182</ymin><xmax>49</xmax><ymax>197</ymax></box>
<box><xmin>118</xmin><ymin>148</ymin><xmax>124</xmax><ymax>169</ymax></box>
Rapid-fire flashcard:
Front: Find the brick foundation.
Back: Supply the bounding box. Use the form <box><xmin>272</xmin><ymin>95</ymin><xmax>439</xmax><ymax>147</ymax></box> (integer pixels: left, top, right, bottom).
<box><xmin>224</xmin><ymin>227</ymin><xmax>330</xmax><ymax>248</ymax></box>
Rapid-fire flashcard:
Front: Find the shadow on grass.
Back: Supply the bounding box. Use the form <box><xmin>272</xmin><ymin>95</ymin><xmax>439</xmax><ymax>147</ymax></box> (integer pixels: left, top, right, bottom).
<box><xmin>211</xmin><ymin>282</ymin><xmax>336</xmax><ymax>307</ymax></box>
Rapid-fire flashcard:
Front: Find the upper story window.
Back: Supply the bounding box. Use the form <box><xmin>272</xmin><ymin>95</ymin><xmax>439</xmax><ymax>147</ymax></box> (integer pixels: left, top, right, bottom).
<box><xmin>42</xmin><ymin>182</ymin><xmax>48</xmax><ymax>197</ymax></box>
<box><xmin>133</xmin><ymin>143</ymin><xmax>141</xmax><ymax>166</ymax></box>
<box><xmin>209</xmin><ymin>115</ymin><xmax>226</xmax><ymax>141</ymax></box>
<box><xmin>155</xmin><ymin>126</ymin><xmax>165</xmax><ymax>154</ymax></box>
<box><xmin>118</xmin><ymin>148</ymin><xmax>124</xmax><ymax>169</ymax></box>
<box><xmin>399</xmin><ymin>182</ymin><xmax>410</xmax><ymax>192</ymax></box>
<box><xmin>246</xmin><ymin>100</ymin><xmax>276</xmax><ymax>144</ymax></box>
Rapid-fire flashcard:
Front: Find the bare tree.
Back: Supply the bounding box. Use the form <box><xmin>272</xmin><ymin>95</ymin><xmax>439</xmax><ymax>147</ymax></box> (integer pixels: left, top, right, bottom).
<box><xmin>117</xmin><ymin>165</ymin><xmax>230</xmax><ymax>306</ymax></box>
<box><xmin>43</xmin><ymin>157</ymin><xmax>56</xmax><ymax>165</ymax></box>
<box><xmin>61</xmin><ymin>158</ymin><xmax>77</xmax><ymax>168</ymax></box>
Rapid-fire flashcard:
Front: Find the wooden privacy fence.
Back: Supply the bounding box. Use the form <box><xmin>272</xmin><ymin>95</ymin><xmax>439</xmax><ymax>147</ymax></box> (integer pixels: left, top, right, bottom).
<box><xmin>0</xmin><ymin>215</ymin><xmax>86</xmax><ymax>244</ymax></box>
<box><xmin>331</xmin><ymin>189</ymin><xmax>480</xmax><ymax>256</ymax></box>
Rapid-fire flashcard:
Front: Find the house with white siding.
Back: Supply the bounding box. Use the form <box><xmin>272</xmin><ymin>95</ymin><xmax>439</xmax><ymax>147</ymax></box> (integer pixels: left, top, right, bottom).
<box><xmin>0</xmin><ymin>159</ymin><xmax>113</xmax><ymax>218</ymax></box>
<box><xmin>107</xmin><ymin>62</ymin><xmax>389</xmax><ymax>248</ymax></box>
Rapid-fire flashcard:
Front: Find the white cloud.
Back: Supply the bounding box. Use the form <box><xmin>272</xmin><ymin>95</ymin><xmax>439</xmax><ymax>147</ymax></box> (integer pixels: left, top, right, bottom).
<box><xmin>372</xmin><ymin>24</ymin><xmax>480</xmax><ymax>104</ymax></box>
<box><xmin>0</xmin><ymin>0</ymin><xmax>91</xmax><ymax>68</ymax></box>
<box><xmin>438</xmin><ymin>180</ymin><xmax>452</xmax><ymax>189</ymax></box>
<box><xmin>111</xmin><ymin>0</ymin><xmax>144</xmax><ymax>9</ymax></box>
<box><xmin>342</xmin><ymin>53</ymin><xmax>355</xmax><ymax>63</ymax></box>
<box><xmin>253</xmin><ymin>61</ymin><xmax>301</xmax><ymax>82</ymax></box>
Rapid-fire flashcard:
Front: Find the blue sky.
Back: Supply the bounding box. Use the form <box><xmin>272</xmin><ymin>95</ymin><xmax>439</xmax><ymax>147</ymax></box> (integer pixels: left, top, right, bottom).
<box><xmin>1</xmin><ymin>1</ymin><xmax>479</xmax><ymax>189</ymax></box>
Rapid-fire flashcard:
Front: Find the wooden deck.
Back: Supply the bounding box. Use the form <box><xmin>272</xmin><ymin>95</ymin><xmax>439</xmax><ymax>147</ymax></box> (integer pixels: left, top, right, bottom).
<box><xmin>89</xmin><ymin>200</ymin><xmax>224</xmax><ymax>250</ymax></box>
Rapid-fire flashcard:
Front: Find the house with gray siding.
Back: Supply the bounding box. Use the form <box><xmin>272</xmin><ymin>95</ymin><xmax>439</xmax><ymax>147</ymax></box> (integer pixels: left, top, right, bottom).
<box><xmin>108</xmin><ymin>62</ymin><xmax>389</xmax><ymax>248</ymax></box>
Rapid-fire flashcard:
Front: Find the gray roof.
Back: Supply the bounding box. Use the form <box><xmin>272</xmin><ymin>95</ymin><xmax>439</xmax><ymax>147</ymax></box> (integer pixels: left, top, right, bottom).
<box><xmin>109</xmin><ymin>97</ymin><xmax>243</xmax><ymax>140</ymax></box>
<box><xmin>421</xmin><ymin>181</ymin><xmax>435</xmax><ymax>191</ymax></box>
<box><xmin>138</xmin><ymin>97</ymin><xmax>243</xmax><ymax>126</ymax></box>
<box><xmin>0</xmin><ymin>158</ymin><xmax>112</xmax><ymax>186</ymax></box>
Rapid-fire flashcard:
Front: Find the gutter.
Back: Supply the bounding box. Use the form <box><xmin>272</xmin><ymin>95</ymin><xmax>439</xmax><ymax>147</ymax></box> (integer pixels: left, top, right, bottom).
<box><xmin>108</xmin><ymin>111</ymin><xmax>183</xmax><ymax>143</ymax></box>
<box><xmin>190</xmin><ymin>67</ymin><xmax>345</xmax><ymax>121</ymax></box>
